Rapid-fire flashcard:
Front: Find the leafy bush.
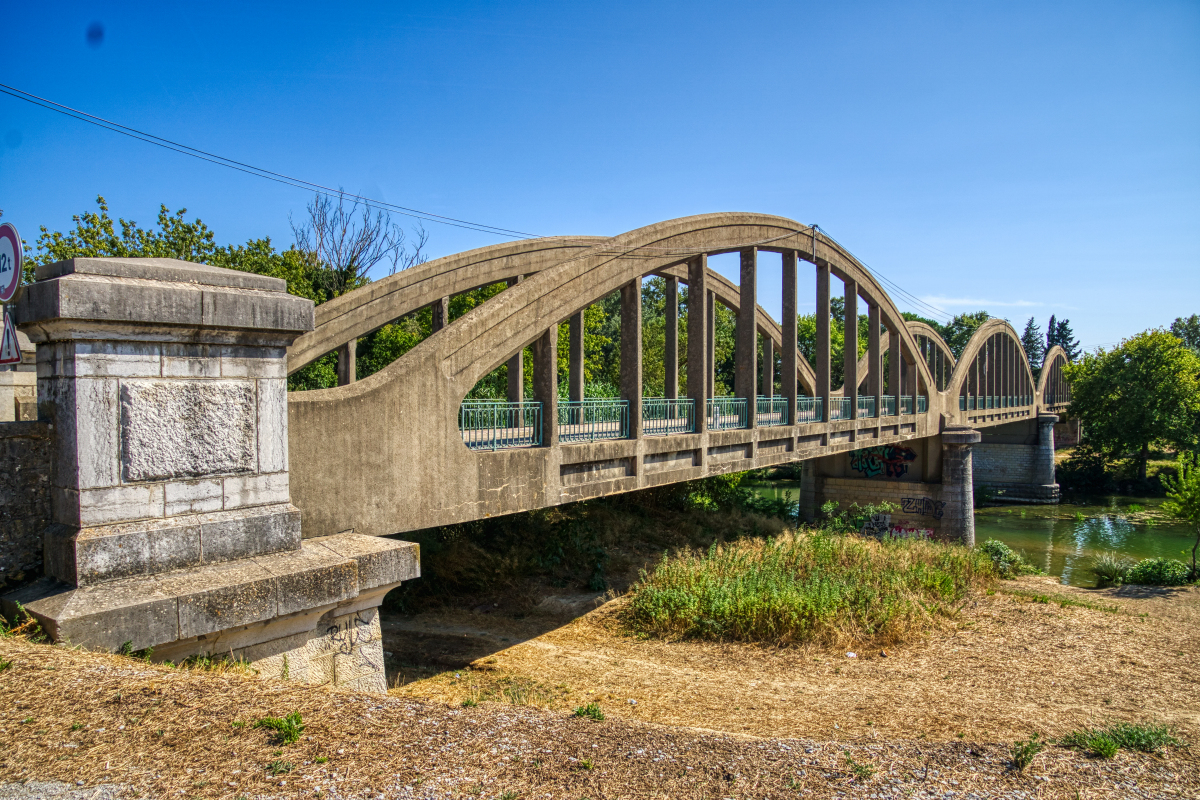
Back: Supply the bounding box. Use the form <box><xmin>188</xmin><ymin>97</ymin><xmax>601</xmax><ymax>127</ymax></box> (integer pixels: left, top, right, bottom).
<box><xmin>979</xmin><ymin>540</ymin><xmax>1042</xmax><ymax>579</ymax></box>
<box><xmin>254</xmin><ymin>711</ymin><xmax>305</xmax><ymax>745</ymax></box>
<box><xmin>623</xmin><ymin>530</ymin><xmax>995</xmax><ymax>646</ymax></box>
<box><xmin>819</xmin><ymin>501</ymin><xmax>899</xmax><ymax>534</ymax></box>
<box><xmin>1091</xmin><ymin>552</ymin><xmax>1132</xmax><ymax>587</ymax></box>
<box><xmin>1009</xmin><ymin>733</ymin><xmax>1045</xmax><ymax>772</ymax></box>
<box><xmin>1124</xmin><ymin>557</ymin><xmax>1190</xmax><ymax>586</ymax></box>
<box><xmin>1060</xmin><ymin>722</ymin><xmax>1181</xmax><ymax>755</ymax></box>
<box><xmin>573</xmin><ymin>702</ymin><xmax>605</xmax><ymax>721</ymax></box>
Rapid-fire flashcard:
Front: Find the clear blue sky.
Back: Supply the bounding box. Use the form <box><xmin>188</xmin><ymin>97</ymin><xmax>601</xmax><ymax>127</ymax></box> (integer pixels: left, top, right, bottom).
<box><xmin>2</xmin><ymin>1</ymin><xmax>1197</xmax><ymax>350</ymax></box>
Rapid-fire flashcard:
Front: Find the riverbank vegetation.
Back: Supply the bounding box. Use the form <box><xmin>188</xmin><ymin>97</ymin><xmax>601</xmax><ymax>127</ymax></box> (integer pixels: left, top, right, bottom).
<box><xmin>622</xmin><ymin>530</ymin><xmax>996</xmax><ymax>646</ymax></box>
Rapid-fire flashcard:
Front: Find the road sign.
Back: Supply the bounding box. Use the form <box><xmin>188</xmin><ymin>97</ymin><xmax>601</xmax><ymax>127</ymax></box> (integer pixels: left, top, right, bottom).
<box><xmin>0</xmin><ymin>309</ymin><xmax>19</xmax><ymax>365</ymax></box>
<box><xmin>0</xmin><ymin>223</ymin><xmax>20</xmax><ymax>303</ymax></box>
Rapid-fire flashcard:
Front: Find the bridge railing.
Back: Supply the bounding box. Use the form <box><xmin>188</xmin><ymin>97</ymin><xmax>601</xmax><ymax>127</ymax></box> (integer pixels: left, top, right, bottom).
<box><xmin>829</xmin><ymin>396</ymin><xmax>852</xmax><ymax>420</ymax></box>
<box><xmin>559</xmin><ymin>399</ymin><xmax>629</xmax><ymax>443</ymax></box>
<box><xmin>460</xmin><ymin>400</ymin><xmax>542</xmax><ymax>450</ymax></box>
<box><xmin>707</xmin><ymin>397</ymin><xmax>749</xmax><ymax>430</ymax></box>
<box><xmin>880</xmin><ymin>395</ymin><xmax>897</xmax><ymax>416</ymax></box>
<box><xmin>959</xmin><ymin>394</ymin><xmax>1034</xmax><ymax>411</ymax></box>
<box><xmin>857</xmin><ymin>396</ymin><xmax>876</xmax><ymax>418</ymax></box>
<box><xmin>756</xmin><ymin>395</ymin><xmax>788</xmax><ymax>427</ymax></box>
<box><xmin>797</xmin><ymin>396</ymin><xmax>823</xmax><ymax>423</ymax></box>
<box><xmin>642</xmin><ymin>398</ymin><xmax>695</xmax><ymax>436</ymax></box>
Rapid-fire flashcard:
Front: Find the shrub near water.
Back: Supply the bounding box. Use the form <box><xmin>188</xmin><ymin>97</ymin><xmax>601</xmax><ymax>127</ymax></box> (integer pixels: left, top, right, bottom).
<box><xmin>623</xmin><ymin>531</ymin><xmax>996</xmax><ymax>646</ymax></box>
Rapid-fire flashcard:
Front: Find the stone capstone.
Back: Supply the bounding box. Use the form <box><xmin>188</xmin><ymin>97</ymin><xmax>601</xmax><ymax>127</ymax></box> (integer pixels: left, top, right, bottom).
<box><xmin>120</xmin><ymin>380</ymin><xmax>256</xmax><ymax>481</ymax></box>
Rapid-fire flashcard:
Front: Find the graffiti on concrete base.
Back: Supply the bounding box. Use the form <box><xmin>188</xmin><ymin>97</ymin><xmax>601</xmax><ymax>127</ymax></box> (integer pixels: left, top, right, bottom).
<box><xmin>901</xmin><ymin>497</ymin><xmax>946</xmax><ymax>519</ymax></box>
<box><xmin>328</xmin><ymin>612</ymin><xmax>378</xmax><ymax>671</ymax></box>
<box><xmin>849</xmin><ymin>445</ymin><xmax>917</xmax><ymax>478</ymax></box>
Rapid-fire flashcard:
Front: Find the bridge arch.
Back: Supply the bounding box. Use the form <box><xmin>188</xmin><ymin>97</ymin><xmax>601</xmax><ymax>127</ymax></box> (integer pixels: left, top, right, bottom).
<box><xmin>1038</xmin><ymin>345</ymin><xmax>1072</xmax><ymax>412</ymax></box>
<box><xmin>947</xmin><ymin>319</ymin><xmax>1037</xmax><ymax>414</ymax></box>
<box><xmin>287</xmin><ymin>212</ymin><xmax>942</xmax><ymax>539</ymax></box>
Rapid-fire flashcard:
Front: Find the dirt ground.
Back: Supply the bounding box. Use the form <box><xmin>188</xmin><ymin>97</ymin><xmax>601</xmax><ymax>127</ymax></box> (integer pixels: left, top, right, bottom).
<box><xmin>1</xmin><ymin>578</ymin><xmax>1197</xmax><ymax>799</ymax></box>
<box><xmin>382</xmin><ymin>577</ymin><xmax>1200</xmax><ymax>748</ymax></box>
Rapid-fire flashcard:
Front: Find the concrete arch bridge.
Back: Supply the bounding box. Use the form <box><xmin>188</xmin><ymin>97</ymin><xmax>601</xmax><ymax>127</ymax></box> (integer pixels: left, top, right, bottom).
<box><xmin>286</xmin><ymin>213</ymin><xmax>1069</xmax><ymax>546</ymax></box>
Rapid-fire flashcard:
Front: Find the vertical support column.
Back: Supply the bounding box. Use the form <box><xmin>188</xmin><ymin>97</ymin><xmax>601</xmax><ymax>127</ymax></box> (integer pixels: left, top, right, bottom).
<box><xmin>761</xmin><ymin>336</ymin><xmax>774</xmax><ymax>397</ymax></box>
<box><xmin>568</xmin><ymin>310</ymin><xmax>585</xmax><ymax>402</ymax></box>
<box><xmin>735</xmin><ymin>248</ymin><xmax>758</xmax><ymax>429</ymax></box>
<box><xmin>867</xmin><ymin>302</ymin><xmax>881</xmax><ymax>417</ymax></box>
<box><xmin>888</xmin><ymin>325</ymin><xmax>902</xmax><ymax>413</ymax></box>
<box><xmin>687</xmin><ymin>256</ymin><xmax>709</xmax><ymax>433</ymax></box>
<box><xmin>621</xmin><ymin>278</ymin><xmax>643</xmax><ymax>439</ymax></box>
<box><xmin>336</xmin><ymin>339</ymin><xmax>356</xmax><ymax>386</ymax></box>
<box><xmin>533</xmin><ymin>325</ymin><xmax>558</xmax><ymax>447</ymax></box>
<box><xmin>664</xmin><ymin>277</ymin><xmax>679</xmax><ymax>400</ymax></box>
<box><xmin>706</xmin><ymin>290</ymin><xmax>716</xmax><ymax>400</ymax></box>
<box><xmin>431</xmin><ymin>296</ymin><xmax>449</xmax><ymax>333</ymax></box>
<box><xmin>905</xmin><ymin>351</ymin><xmax>917</xmax><ymax>409</ymax></box>
<box><xmin>843</xmin><ymin>279</ymin><xmax>859</xmax><ymax>418</ymax></box>
<box><xmin>506</xmin><ymin>277</ymin><xmax>524</xmax><ymax>402</ymax></box>
<box><xmin>816</xmin><ymin>263</ymin><xmax>831</xmax><ymax>419</ymax></box>
<box><xmin>782</xmin><ymin>250</ymin><xmax>798</xmax><ymax>426</ymax></box>
<box><xmin>941</xmin><ymin>427</ymin><xmax>981</xmax><ymax>546</ymax></box>
<box><xmin>1036</xmin><ymin>414</ymin><xmax>1059</xmax><ymax>494</ymax></box>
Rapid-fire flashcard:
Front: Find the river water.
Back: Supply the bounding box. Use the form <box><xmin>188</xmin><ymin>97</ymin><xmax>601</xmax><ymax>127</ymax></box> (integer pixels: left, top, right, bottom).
<box><xmin>743</xmin><ymin>480</ymin><xmax>1195</xmax><ymax>587</ymax></box>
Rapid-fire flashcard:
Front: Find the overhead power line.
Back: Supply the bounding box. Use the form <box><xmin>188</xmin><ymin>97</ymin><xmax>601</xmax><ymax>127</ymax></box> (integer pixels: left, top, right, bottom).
<box><xmin>0</xmin><ymin>82</ymin><xmax>540</xmax><ymax>239</ymax></box>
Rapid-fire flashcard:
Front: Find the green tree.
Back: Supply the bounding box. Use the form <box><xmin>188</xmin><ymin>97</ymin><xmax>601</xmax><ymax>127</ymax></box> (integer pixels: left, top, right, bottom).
<box><xmin>1171</xmin><ymin>314</ymin><xmax>1200</xmax><ymax>355</ymax></box>
<box><xmin>1161</xmin><ymin>452</ymin><xmax>1200</xmax><ymax>579</ymax></box>
<box><xmin>1021</xmin><ymin>317</ymin><xmax>1045</xmax><ymax>375</ymax></box>
<box><xmin>1064</xmin><ymin>330</ymin><xmax>1200</xmax><ymax>480</ymax></box>
<box><xmin>940</xmin><ymin>311</ymin><xmax>990</xmax><ymax>358</ymax></box>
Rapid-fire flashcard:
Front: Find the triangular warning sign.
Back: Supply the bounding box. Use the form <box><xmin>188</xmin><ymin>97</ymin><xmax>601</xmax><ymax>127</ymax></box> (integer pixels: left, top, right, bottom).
<box><xmin>0</xmin><ymin>309</ymin><xmax>21</xmax><ymax>365</ymax></box>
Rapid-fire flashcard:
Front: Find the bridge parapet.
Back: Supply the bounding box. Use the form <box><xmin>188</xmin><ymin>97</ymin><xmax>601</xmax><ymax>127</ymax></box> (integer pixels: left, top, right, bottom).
<box><xmin>3</xmin><ymin>258</ymin><xmax>417</xmax><ymax>694</ymax></box>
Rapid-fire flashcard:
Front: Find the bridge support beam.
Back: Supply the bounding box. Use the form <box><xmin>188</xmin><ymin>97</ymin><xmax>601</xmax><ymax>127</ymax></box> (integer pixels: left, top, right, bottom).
<box><xmin>664</xmin><ymin>277</ymin><xmax>678</xmax><ymax>400</ymax></box>
<box><xmin>706</xmin><ymin>290</ymin><xmax>716</xmax><ymax>400</ymax></box>
<box><xmin>506</xmin><ymin>277</ymin><xmax>524</xmax><ymax>402</ymax></box>
<box><xmin>337</xmin><ymin>339</ymin><xmax>356</xmax><ymax>386</ymax></box>
<box><xmin>844</xmin><ymin>279</ymin><xmax>859</xmax><ymax>418</ymax></box>
<box><xmin>4</xmin><ymin>257</ymin><xmax>417</xmax><ymax>694</ymax></box>
<box><xmin>782</xmin><ymin>250</ymin><xmax>797</xmax><ymax>426</ymax></box>
<box><xmin>816</xmin><ymin>262</ymin><xmax>831</xmax><ymax>420</ymax></box>
<box><xmin>941</xmin><ymin>427</ymin><xmax>981</xmax><ymax>546</ymax></box>
<box><xmin>687</xmin><ymin>256</ymin><xmax>709</xmax><ymax>433</ymax></box>
<box><xmin>761</xmin><ymin>335</ymin><xmax>773</xmax><ymax>398</ymax></box>
<box><xmin>888</xmin><ymin>326</ymin><xmax>902</xmax><ymax>405</ymax></box>
<box><xmin>867</xmin><ymin>303</ymin><xmax>881</xmax><ymax>414</ymax></box>
<box><xmin>736</xmin><ymin>248</ymin><xmax>758</xmax><ymax>427</ymax></box>
<box><xmin>621</xmin><ymin>278</ymin><xmax>642</xmax><ymax>438</ymax></box>
<box><xmin>431</xmin><ymin>295</ymin><xmax>449</xmax><ymax>333</ymax></box>
<box><xmin>534</xmin><ymin>325</ymin><xmax>558</xmax><ymax>446</ymax></box>
<box><xmin>569</xmin><ymin>310</ymin><xmax>585</xmax><ymax>402</ymax></box>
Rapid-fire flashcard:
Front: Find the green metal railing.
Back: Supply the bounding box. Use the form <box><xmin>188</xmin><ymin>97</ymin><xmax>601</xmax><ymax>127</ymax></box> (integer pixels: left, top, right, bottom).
<box><xmin>918</xmin><ymin>395</ymin><xmax>928</xmax><ymax>413</ymax></box>
<box><xmin>829</xmin><ymin>396</ymin><xmax>852</xmax><ymax>420</ymax></box>
<box><xmin>881</xmin><ymin>395</ymin><xmax>897</xmax><ymax>416</ymax></box>
<box><xmin>797</xmin><ymin>396</ymin><xmax>823</xmax><ymax>423</ymax></box>
<box><xmin>857</xmin><ymin>396</ymin><xmax>876</xmax><ymax>418</ymax></box>
<box><xmin>706</xmin><ymin>396</ymin><xmax>749</xmax><ymax>430</ymax></box>
<box><xmin>755</xmin><ymin>395</ymin><xmax>788</xmax><ymax>427</ymax></box>
<box><xmin>558</xmin><ymin>399</ymin><xmax>628</xmax><ymax>443</ymax></box>
<box><xmin>460</xmin><ymin>401</ymin><xmax>542</xmax><ymax>450</ymax></box>
<box><xmin>642</xmin><ymin>398</ymin><xmax>695</xmax><ymax>436</ymax></box>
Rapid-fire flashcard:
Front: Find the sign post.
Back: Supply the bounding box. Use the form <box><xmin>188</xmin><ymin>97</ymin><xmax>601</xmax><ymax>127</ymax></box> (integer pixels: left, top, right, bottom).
<box><xmin>0</xmin><ymin>222</ymin><xmax>23</xmax><ymax>366</ymax></box>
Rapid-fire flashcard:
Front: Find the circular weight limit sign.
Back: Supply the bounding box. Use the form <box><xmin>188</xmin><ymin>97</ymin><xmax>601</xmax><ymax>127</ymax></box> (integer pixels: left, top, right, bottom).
<box><xmin>0</xmin><ymin>223</ymin><xmax>21</xmax><ymax>302</ymax></box>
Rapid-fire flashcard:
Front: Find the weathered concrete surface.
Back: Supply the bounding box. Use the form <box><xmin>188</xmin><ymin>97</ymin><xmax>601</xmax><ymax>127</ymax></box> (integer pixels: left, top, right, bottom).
<box><xmin>4</xmin><ymin>257</ymin><xmax>420</xmax><ymax>694</ymax></box>
<box><xmin>0</xmin><ymin>421</ymin><xmax>51</xmax><ymax>586</ymax></box>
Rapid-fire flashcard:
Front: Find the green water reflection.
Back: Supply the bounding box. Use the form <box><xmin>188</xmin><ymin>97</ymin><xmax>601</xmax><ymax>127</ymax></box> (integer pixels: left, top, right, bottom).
<box><xmin>743</xmin><ymin>482</ymin><xmax>1194</xmax><ymax>587</ymax></box>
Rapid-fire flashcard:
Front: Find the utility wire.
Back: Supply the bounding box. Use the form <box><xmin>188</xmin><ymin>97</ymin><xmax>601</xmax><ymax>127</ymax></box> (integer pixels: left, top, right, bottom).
<box><xmin>0</xmin><ymin>83</ymin><xmax>540</xmax><ymax>239</ymax></box>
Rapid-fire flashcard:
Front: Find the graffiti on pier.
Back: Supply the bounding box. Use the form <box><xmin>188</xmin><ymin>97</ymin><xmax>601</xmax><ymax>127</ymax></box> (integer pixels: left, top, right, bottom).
<box><xmin>327</xmin><ymin>612</ymin><xmax>378</xmax><ymax>671</ymax></box>
<box><xmin>849</xmin><ymin>445</ymin><xmax>917</xmax><ymax>478</ymax></box>
<box><xmin>901</xmin><ymin>497</ymin><xmax>946</xmax><ymax>519</ymax></box>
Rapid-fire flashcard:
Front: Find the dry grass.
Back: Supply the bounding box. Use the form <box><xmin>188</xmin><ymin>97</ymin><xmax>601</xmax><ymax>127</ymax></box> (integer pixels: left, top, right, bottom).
<box><xmin>387</xmin><ymin>578</ymin><xmax>1200</xmax><ymax>748</ymax></box>
<box><xmin>1</xmin><ymin>627</ymin><xmax>1196</xmax><ymax>799</ymax></box>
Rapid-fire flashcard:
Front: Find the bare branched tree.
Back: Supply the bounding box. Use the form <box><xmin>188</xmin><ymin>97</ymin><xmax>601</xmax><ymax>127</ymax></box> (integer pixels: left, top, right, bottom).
<box><xmin>291</xmin><ymin>191</ymin><xmax>428</xmax><ymax>298</ymax></box>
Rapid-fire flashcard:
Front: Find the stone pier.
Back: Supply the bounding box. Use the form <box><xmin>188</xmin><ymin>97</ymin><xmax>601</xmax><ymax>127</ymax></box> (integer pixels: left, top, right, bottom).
<box><xmin>1</xmin><ymin>257</ymin><xmax>418</xmax><ymax>693</ymax></box>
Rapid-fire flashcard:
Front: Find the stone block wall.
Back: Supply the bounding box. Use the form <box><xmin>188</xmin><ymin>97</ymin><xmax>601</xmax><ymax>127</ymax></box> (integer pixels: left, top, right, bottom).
<box><xmin>804</xmin><ymin>475</ymin><xmax>949</xmax><ymax>536</ymax></box>
<box><xmin>973</xmin><ymin>443</ymin><xmax>1039</xmax><ymax>487</ymax></box>
<box><xmin>0</xmin><ymin>421</ymin><xmax>51</xmax><ymax>586</ymax></box>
